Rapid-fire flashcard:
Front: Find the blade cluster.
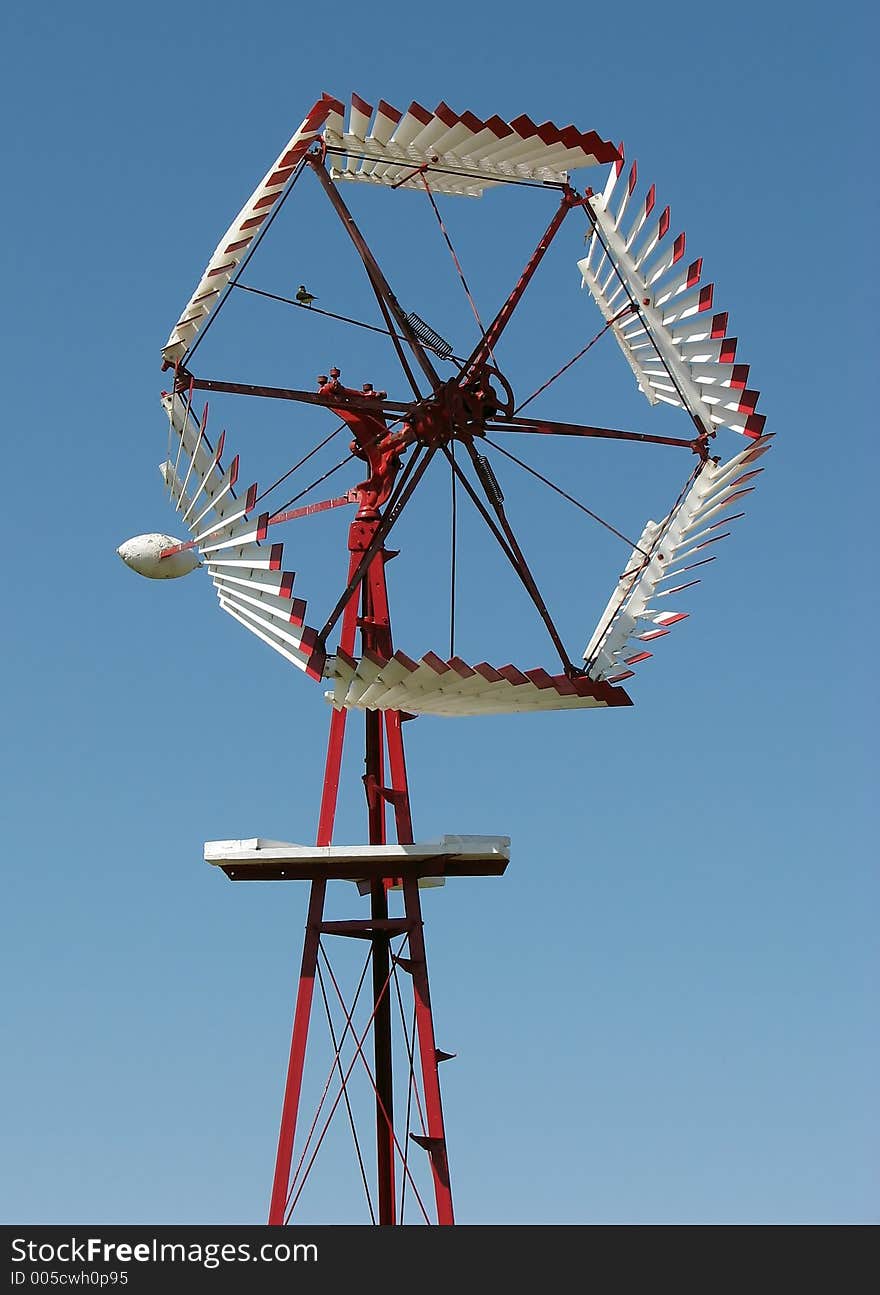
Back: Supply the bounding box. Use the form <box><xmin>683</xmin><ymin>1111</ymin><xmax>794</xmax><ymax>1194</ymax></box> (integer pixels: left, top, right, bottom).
<box><xmin>579</xmin><ymin>149</ymin><xmax>766</xmax><ymax>440</ymax></box>
<box><xmin>326</xmin><ymin>650</ymin><xmax>630</xmax><ymax>718</ymax></box>
<box><xmin>162</xmin><ymin>95</ymin><xmax>341</xmax><ymax>369</ymax></box>
<box><xmin>161</xmin><ymin>392</ymin><xmax>326</xmax><ymax>680</ymax></box>
<box><xmin>323</xmin><ymin>94</ymin><xmax>619</xmax><ymax>196</ymax></box>
<box><xmin>162</xmin><ymin>93</ymin><xmax>619</xmax><ymax>371</ymax></box>
<box><xmin>158</xmin><ymin>395</ymin><xmax>634</xmax><ymax>713</ymax></box>
<box><xmin>583</xmin><ymin>435</ymin><xmax>773</xmax><ymax>682</ymax></box>
<box><xmin>157</xmin><ymin>108</ymin><xmax>772</xmax><ymax>717</ymax></box>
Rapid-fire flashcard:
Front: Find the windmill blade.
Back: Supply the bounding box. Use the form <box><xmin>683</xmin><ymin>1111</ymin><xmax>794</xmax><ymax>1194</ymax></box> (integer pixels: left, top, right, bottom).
<box><xmin>324</xmin><ymin>653</ymin><xmax>631</xmax><ymax>718</ymax></box>
<box><xmin>583</xmin><ymin>436</ymin><xmax>772</xmax><ymax>680</ymax></box>
<box><xmin>162</xmin><ymin>93</ymin><xmax>620</xmax><ymax>368</ymax></box>
<box><xmin>579</xmin><ymin>148</ymin><xmax>767</xmax><ymax>441</ymax></box>
<box><xmin>162</xmin><ymin>94</ymin><xmax>342</xmax><ymax>368</ymax></box>
<box><xmin>159</xmin><ymin>391</ymin><xmax>325</xmax><ymax>679</ymax></box>
<box><xmin>323</xmin><ymin>96</ymin><xmax>619</xmax><ymax>195</ymax></box>
<box><xmin>206</xmin><ymin>566</ymin><xmax>296</xmax><ymax>599</ymax></box>
<box><xmin>156</xmin><ymin>391</ymin><xmax>639</xmax><ymax>710</ymax></box>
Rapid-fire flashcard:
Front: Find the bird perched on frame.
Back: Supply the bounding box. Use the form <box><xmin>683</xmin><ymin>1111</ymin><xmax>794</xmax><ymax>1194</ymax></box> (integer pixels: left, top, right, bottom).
<box><xmin>296</xmin><ymin>284</ymin><xmax>317</xmax><ymax>307</ymax></box>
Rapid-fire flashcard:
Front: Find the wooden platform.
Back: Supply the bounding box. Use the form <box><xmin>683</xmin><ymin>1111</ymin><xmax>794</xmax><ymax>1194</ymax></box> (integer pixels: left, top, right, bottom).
<box><xmin>204</xmin><ymin>834</ymin><xmax>511</xmax><ymax>882</ymax></box>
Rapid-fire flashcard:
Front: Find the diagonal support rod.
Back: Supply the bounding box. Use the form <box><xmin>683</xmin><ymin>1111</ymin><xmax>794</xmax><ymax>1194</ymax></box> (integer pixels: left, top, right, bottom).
<box><xmin>314</xmin><ymin>954</ymin><xmax>376</xmax><ymax>1223</ymax></box>
<box><xmin>441</xmin><ymin>443</ymin><xmax>575</xmax><ymax>675</ymax></box>
<box><xmin>178</xmin><ymin>374</ymin><xmax>411</xmax><ymax>416</ymax></box>
<box><xmin>461</xmin><ymin>186</ymin><xmax>585</xmax><ymax>379</ymax></box>
<box><xmin>306</xmin><ymin>154</ymin><xmax>443</xmax><ymax>396</ymax></box>
<box><xmin>440</xmin><ymin>444</ymin><xmax>519</xmax><ymax>567</ymax></box>
<box><xmin>487</xmin><ymin>414</ymin><xmax>699</xmax><ymax>451</ymax></box>
<box><xmin>460</xmin><ymin>437</ymin><xmax>576</xmax><ymax>674</ymax></box>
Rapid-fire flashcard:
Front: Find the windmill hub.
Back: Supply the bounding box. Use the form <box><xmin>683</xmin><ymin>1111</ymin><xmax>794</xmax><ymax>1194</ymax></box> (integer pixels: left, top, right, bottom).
<box><xmin>412</xmin><ymin>371</ymin><xmax>505</xmax><ymax>445</ymax></box>
<box><xmin>320</xmin><ymin>363</ymin><xmax>508</xmax><ymax>449</ymax></box>
<box><xmin>317</xmin><ymin>364</ymin><xmax>512</xmax><ymax>519</ymax></box>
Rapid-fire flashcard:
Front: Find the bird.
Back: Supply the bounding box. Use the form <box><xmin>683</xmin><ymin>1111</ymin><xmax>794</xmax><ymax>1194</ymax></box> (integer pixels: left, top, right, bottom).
<box><xmin>296</xmin><ymin>284</ymin><xmax>317</xmax><ymax>307</ymax></box>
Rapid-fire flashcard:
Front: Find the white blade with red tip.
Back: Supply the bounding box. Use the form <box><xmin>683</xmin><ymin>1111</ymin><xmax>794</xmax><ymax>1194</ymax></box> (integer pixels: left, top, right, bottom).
<box><xmin>579</xmin><ymin>150</ymin><xmax>767</xmax><ymax>441</ymax></box>
<box><xmin>323</xmin><ymin>653</ymin><xmax>630</xmax><ymax>718</ymax></box>
<box><xmin>584</xmin><ymin>437</ymin><xmax>772</xmax><ymax>680</ymax></box>
<box><xmin>162</xmin><ymin>95</ymin><xmax>343</xmax><ymax>367</ymax></box>
<box><xmin>158</xmin><ymin>392</ymin><xmax>326</xmax><ymax>678</ymax></box>
<box><xmin>322</xmin><ymin>97</ymin><xmax>620</xmax><ymax>196</ymax></box>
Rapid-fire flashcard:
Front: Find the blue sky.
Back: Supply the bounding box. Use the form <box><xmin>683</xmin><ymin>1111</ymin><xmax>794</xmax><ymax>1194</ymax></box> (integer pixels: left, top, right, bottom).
<box><xmin>1</xmin><ymin>0</ymin><xmax>876</xmax><ymax>1225</ymax></box>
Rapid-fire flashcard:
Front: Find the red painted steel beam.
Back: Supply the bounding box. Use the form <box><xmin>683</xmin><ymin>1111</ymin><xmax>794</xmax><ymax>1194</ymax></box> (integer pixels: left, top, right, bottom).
<box><xmin>462</xmin><ymin>186</ymin><xmax>585</xmax><ymax>377</ymax></box>
<box><xmin>305</xmin><ymin>155</ymin><xmax>443</xmax><ymax>396</ymax></box>
<box><xmin>180</xmin><ymin>375</ymin><xmax>411</xmax><ymax>416</ymax></box>
<box><xmin>441</xmin><ymin>443</ymin><xmax>575</xmax><ymax>674</ymax></box>
<box><xmin>402</xmin><ymin>877</ymin><xmax>455</xmax><ymax>1225</ymax></box>
<box><xmin>268</xmin><ymin>548</ymin><xmax>362</xmax><ymax>1227</ymax></box>
<box><xmin>269</xmin><ymin>497</ymin><xmax>456</xmax><ymax>1226</ymax></box>
<box><xmin>317</xmin><ymin>447</ymin><xmax>436</xmax><ymax>647</ymax></box>
<box><xmin>160</xmin><ymin>493</ymin><xmax>355</xmax><ymax>560</ymax></box>
<box><xmin>319</xmin><ymin>918</ymin><xmax>413</xmax><ymax>936</ymax></box>
<box><xmin>487</xmin><ymin>416</ymin><xmax>698</xmax><ymax>450</ymax></box>
<box><xmin>369</xmin><ymin>870</ymin><xmax>395</xmax><ymax>1226</ymax></box>
<box><xmin>361</xmin><ymin>533</ymin><xmax>397</xmax><ymax>1226</ymax></box>
<box><xmin>385</xmin><ymin>697</ymin><xmax>454</xmax><ymax>1224</ymax></box>
<box><xmin>268</xmin><ymin>880</ymin><xmax>326</xmax><ymax>1225</ymax></box>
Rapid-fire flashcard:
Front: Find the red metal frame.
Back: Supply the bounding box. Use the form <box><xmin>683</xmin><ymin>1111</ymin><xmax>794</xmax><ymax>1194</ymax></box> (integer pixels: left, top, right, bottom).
<box><xmin>187</xmin><ymin>161</ymin><xmax>706</xmax><ymax>1223</ymax></box>
<box><xmin>267</xmin><ymin>451</ymin><xmax>454</xmax><ymax>1223</ymax></box>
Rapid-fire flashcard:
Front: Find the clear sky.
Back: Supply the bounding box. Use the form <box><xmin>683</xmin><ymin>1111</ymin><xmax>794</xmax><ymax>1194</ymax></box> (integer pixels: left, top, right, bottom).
<box><xmin>1</xmin><ymin>0</ymin><xmax>876</xmax><ymax>1226</ymax></box>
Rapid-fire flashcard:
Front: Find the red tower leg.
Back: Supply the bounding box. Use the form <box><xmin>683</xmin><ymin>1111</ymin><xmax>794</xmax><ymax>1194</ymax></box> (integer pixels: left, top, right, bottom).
<box><xmin>267</xmin><ymin>876</ymin><xmax>326</xmax><ymax>1225</ymax></box>
<box><xmin>402</xmin><ymin>876</ymin><xmax>454</xmax><ymax>1224</ymax></box>
<box><xmin>268</xmin><ymin>547</ymin><xmax>360</xmax><ymax>1226</ymax></box>
<box><xmin>268</xmin><ymin>484</ymin><xmax>455</xmax><ymax>1225</ymax></box>
<box><xmin>386</xmin><ymin>706</ymin><xmax>455</xmax><ymax>1225</ymax></box>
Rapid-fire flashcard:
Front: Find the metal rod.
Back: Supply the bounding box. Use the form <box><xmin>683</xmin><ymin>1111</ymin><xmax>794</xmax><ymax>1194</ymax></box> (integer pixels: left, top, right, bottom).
<box><xmin>160</xmin><ymin>493</ymin><xmax>354</xmax><ymax>559</ymax></box>
<box><xmin>487</xmin><ymin>415</ymin><xmax>697</xmax><ymax>450</ymax></box>
<box><xmin>446</xmin><ymin>443</ymin><xmax>576</xmax><ymax>675</ymax></box>
<box><xmin>306</xmin><ymin>154</ymin><xmax>443</xmax><ymax>394</ymax></box>
<box><xmin>269</xmin><ymin>503</ymin><xmax>455</xmax><ymax>1224</ymax></box>
<box><xmin>182</xmin><ymin>375</ymin><xmax>411</xmax><ymax>416</ymax></box>
<box><xmin>362</xmin><ymin>541</ymin><xmax>395</xmax><ymax>1226</ymax></box>
<box><xmin>267</xmin><ymin>548</ymin><xmax>362</xmax><ymax>1226</ymax></box>
<box><xmin>363</xmin><ymin>269</ymin><xmax>426</xmax><ymax>401</ymax></box>
<box><xmin>314</xmin><ymin>956</ymin><xmax>376</xmax><ymax>1222</ymax></box>
<box><xmin>513</xmin><ymin>303</ymin><xmax>635</xmax><ymax>415</ymax></box>
<box><xmin>176</xmin><ymin>158</ymin><xmax>308</xmax><ymax>372</ymax></box>
<box><xmin>267</xmin><ymin>879</ymin><xmax>325</xmax><ymax>1226</ymax></box>
<box><xmin>483</xmin><ymin>439</ymin><xmax>649</xmax><ymax>555</ymax></box>
<box><xmin>231</xmin><ymin>280</ymin><xmax>407</xmax><ymax>342</ymax></box>
<box><xmin>309</xmin><ymin>933</ymin><xmax>433</xmax><ymax>1225</ymax></box>
<box><xmin>284</xmin><ymin>944</ymin><xmax>373</xmax><ymax>1210</ymax></box>
<box><xmin>374</xmin><ymin>543</ymin><xmax>453</xmax><ymax>1224</ymax></box>
<box><xmin>582</xmin><ymin>202</ymin><xmax>710</xmax><ymax>440</ymax></box>
<box><xmin>365</xmin><ymin>714</ymin><xmax>395</xmax><ymax>1224</ymax></box>
<box><xmin>322</xmin><ymin>146</ymin><xmax>568</xmax><ymax>193</ymax></box>
<box><xmin>461</xmin><ymin>187</ymin><xmax>582</xmax><ymax>378</ymax></box>
<box><xmin>402</xmin><ymin>877</ymin><xmax>454</xmax><ymax>1224</ymax></box>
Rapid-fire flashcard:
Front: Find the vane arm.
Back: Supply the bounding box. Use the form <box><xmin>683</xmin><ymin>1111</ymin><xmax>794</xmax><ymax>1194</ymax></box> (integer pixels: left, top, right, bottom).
<box><xmin>486</xmin><ymin>416</ymin><xmax>700</xmax><ymax>452</ymax></box>
<box><xmin>461</xmin><ymin>186</ymin><xmax>585</xmax><ymax>379</ymax></box>
<box><xmin>305</xmin><ymin>154</ymin><xmax>444</xmax><ymax>395</ymax></box>
<box><xmin>177</xmin><ymin>374</ymin><xmax>411</xmax><ymax>417</ymax></box>
<box><xmin>158</xmin><ymin>492</ymin><xmax>357</xmax><ymax>559</ymax></box>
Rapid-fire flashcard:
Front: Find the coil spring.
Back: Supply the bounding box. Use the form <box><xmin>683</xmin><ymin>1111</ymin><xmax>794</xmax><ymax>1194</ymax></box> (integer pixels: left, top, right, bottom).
<box><xmin>473</xmin><ymin>453</ymin><xmax>505</xmax><ymax>508</ymax></box>
<box><xmin>405</xmin><ymin>312</ymin><xmax>453</xmax><ymax>360</ymax></box>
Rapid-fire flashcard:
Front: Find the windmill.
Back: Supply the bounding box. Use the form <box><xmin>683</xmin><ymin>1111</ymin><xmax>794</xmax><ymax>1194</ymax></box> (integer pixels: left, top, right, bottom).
<box><xmin>119</xmin><ymin>93</ymin><xmax>770</xmax><ymax>1225</ymax></box>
